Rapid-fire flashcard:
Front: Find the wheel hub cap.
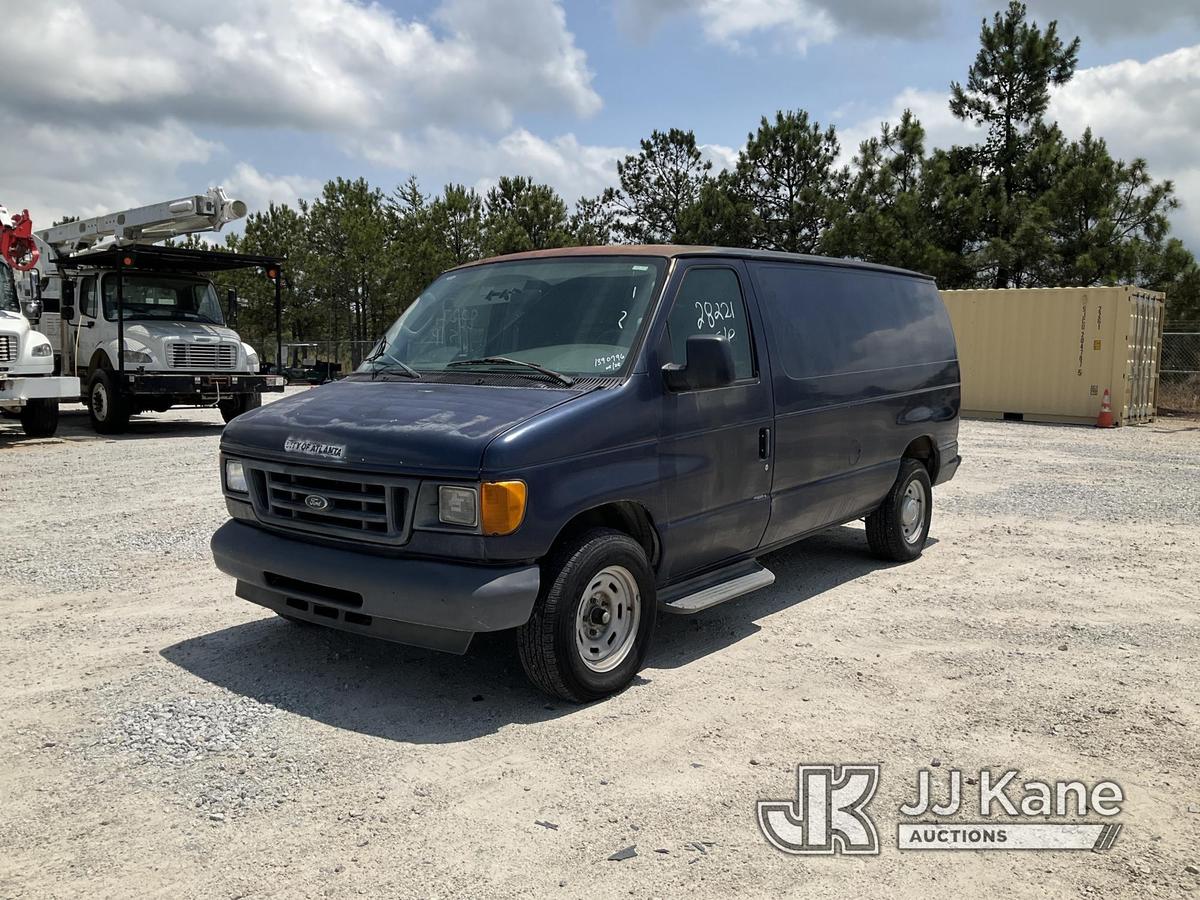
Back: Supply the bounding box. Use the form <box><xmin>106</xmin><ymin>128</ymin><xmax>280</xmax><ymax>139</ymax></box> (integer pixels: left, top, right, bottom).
<box><xmin>900</xmin><ymin>480</ymin><xmax>927</xmax><ymax>544</ymax></box>
<box><xmin>575</xmin><ymin>565</ymin><xmax>641</xmax><ymax>674</ymax></box>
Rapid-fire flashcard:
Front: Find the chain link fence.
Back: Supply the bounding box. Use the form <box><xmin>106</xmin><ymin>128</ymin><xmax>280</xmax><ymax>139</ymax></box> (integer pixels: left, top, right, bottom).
<box><xmin>1162</xmin><ymin>328</ymin><xmax>1200</xmax><ymax>376</ymax></box>
<box><xmin>1160</xmin><ymin>326</ymin><xmax>1200</xmax><ymax>413</ymax></box>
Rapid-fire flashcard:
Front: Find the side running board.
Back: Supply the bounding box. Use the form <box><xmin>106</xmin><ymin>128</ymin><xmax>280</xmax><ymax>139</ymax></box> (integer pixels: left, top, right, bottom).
<box><xmin>660</xmin><ymin>561</ymin><xmax>776</xmax><ymax>615</ymax></box>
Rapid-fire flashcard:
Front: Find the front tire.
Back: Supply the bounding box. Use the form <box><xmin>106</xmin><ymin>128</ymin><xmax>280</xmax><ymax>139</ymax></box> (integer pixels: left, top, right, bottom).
<box><xmin>866</xmin><ymin>458</ymin><xmax>933</xmax><ymax>562</ymax></box>
<box><xmin>19</xmin><ymin>399</ymin><xmax>59</xmax><ymax>438</ymax></box>
<box><xmin>87</xmin><ymin>369</ymin><xmax>130</xmax><ymax>434</ymax></box>
<box><xmin>518</xmin><ymin>528</ymin><xmax>657</xmax><ymax>703</ymax></box>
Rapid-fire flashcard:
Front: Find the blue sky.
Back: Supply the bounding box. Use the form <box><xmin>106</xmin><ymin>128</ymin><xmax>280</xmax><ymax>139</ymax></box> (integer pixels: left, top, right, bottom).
<box><xmin>3</xmin><ymin>1</ymin><xmax>1199</xmax><ymax>246</ymax></box>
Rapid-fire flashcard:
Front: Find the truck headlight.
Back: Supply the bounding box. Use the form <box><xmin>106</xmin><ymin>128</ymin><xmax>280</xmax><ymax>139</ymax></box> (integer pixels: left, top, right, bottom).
<box><xmin>225</xmin><ymin>459</ymin><xmax>248</xmax><ymax>493</ymax></box>
<box><xmin>438</xmin><ymin>485</ymin><xmax>478</xmax><ymax>527</ymax></box>
<box><xmin>31</xmin><ymin>343</ymin><xmax>52</xmax><ymax>357</ymax></box>
<box><xmin>123</xmin><ymin>349</ymin><xmax>154</xmax><ymax>364</ymax></box>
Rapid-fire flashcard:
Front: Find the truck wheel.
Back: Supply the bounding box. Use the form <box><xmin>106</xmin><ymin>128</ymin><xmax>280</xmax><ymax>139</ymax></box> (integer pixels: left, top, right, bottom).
<box><xmin>220</xmin><ymin>393</ymin><xmax>261</xmax><ymax>424</ymax></box>
<box><xmin>87</xmin><ymin>369</ymin><xmax>130</xmax><ymax>434</ymax></box>
<box><xmin>866</xmin><ymin>458</ymin><xmax>933</xmax><ymax>562</ymax></box>
<box><xmin>19</xmin><ymin>399</ymin><xmax>59</xmax><ymax>438</ymax></box>
<box><xmin>517</xmin><ymin>528</ymin><xmax>656</xmax><ymax>703</ymax></box>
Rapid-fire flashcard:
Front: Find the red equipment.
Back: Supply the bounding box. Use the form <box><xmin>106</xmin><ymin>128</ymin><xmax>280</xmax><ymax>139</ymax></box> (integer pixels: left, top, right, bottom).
<box><xmin>1</xmin><ymin>208</ymin><xmax>40</xmax><ymax>271</ymax></box>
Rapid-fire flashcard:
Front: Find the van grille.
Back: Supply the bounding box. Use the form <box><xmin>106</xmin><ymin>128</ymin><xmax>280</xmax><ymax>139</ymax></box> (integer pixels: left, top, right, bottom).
<box><xmin>170</xmin><ymin>342</ymin><xmax>237</xmax><ymax>369</ymax></box>
<box><xmin>243</xmin><ymin>460</ymin><xmax>415</xmax><ymax>546</ymax></box>
<box><xmin>0</xmin><ymin>335</ymin><xmax>16</xmax><ymax>362</ymax></box>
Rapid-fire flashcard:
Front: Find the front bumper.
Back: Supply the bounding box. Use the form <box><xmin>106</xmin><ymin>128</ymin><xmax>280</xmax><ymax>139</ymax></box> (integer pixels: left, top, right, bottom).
<box><xmin>118</xmin><ymin>372</ymin><xmax>286</xmax><ymax>397</ymax></box>
<box><xmin>210</xmin><ymin>520</ymin><xmax>540</xmax><ymax>654</ymax></box>
<box><xmin>0</xmin><ymin>375</ymin><xmax>81</xmax><ymax>405</ymax></box>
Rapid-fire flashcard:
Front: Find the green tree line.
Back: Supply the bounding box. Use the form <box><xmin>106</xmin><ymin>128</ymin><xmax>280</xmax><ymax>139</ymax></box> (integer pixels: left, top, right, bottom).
<box><xmin>215</xmin><ymin>2</ymin><xmax>1200</xmax><ymax>366</ymax></box>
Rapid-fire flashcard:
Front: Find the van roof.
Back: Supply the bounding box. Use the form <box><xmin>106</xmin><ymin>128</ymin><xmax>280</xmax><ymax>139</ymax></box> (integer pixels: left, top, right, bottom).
<box><xmin>451</xmin><ymin>245</ymin><xmax>934</xmax><ymax>281</ymax></box>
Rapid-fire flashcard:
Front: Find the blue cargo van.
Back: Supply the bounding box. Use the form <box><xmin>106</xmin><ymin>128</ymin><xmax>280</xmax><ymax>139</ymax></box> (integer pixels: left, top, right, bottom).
<box><xmin>212</xmin><ymin>246</ymin><xmax>960</xmax><ymax>701</ymax></box>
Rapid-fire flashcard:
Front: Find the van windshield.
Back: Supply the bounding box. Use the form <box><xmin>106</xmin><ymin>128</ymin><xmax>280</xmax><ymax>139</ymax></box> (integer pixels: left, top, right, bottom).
<box><xmin>0</xmin><ymin>263</ymin><xmax>17</xmax><ymax>313</ymax></box>
<box><xmin>360</xmin><ymin>256</ymin><xmax>666</xmax><ymax>379</ymax></box>
<box><xmin>102</xmin><ymin>274</ymin><xmax>225</xmax><ymax>325</ymax></box>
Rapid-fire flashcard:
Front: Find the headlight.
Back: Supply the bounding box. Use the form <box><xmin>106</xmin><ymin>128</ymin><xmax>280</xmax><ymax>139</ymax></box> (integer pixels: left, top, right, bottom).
<box><xmin>123</xmin><ymin>348</ymin><xmax>153</xmax><ymax>364</ymax></box>
<box><xmin>225</xmin><ymin>459</ymin><xmax>248</xmax><ymax>493</ymax></box>
<box><xmin>438</xmin><ymin>485</ymin><xmax>478</xmax><ymax>527</ymax></box>
<box><xmin>31</xmin><ymin>343</ymin><xmax>52</xmax><ymax>357</ymax></box>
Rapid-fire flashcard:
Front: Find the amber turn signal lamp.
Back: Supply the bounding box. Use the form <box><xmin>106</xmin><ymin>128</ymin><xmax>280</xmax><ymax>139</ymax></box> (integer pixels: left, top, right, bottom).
<box><xmin>481</xmin><ymin>481</ymin><xmax>527</xmax><ymax>535</ymax></box>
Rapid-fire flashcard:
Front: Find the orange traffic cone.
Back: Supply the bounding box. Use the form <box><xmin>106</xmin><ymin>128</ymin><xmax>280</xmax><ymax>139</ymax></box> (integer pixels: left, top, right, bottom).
<box><xmin>1095</xmin><ymin>388</ymin><xmax>1115</xmax><ymax>428</ymax></box>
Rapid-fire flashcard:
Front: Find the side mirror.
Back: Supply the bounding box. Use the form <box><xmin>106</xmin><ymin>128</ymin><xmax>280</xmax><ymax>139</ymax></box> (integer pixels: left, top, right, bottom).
<box><xmin>226</xmin><ymin>288</ymin><xmax>238</xmax><ymax>325</ymax></box>
<box><xmin>663</xmin><ymin>334</ymin><xmax>736</xmax><ymax>392</ymax></box>
<box><xmin>21</xmin><ymin>298</ymin><xmax>43</xmax><ymax>323</ymax></box>
<box><xmin>60</xmin><ymin>280</ymin><xmax>76</xmax><ymax>322</ymax></box>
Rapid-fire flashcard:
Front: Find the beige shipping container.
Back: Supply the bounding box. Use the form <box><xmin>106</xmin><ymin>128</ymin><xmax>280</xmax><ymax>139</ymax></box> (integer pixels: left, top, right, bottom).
<box><xmin>941</xmin><ymin>286</ymin><xmax>1165</xmax><ymax>426</ymax></box>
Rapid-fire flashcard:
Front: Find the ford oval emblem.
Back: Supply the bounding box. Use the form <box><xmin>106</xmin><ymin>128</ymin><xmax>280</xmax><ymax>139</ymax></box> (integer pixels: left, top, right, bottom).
<box><xmin>304</xmin><ymin>494</ymin><xmax>330</xmax><ymax>511</ymax></box>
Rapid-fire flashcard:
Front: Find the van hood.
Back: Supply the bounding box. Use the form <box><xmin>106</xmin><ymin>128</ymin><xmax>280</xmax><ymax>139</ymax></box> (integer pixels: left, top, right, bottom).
<box><xmin>221</xmin><ymin>378</ymin><xmax>582</xmax><ymax>476</ymax></box>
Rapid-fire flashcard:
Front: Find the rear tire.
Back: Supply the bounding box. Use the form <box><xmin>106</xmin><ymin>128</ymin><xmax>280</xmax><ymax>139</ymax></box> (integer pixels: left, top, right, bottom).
<box><xmin>866</xmin><ymin>458</ymin><xmax>933</xmax><ymax>562</ymax></box>
<box><xmin>19</xmin><ymin>399</ymin><xmax>59</xmax><ymax>438</ymax></box>
<box><xmin>87</xmin><ymin>369</ymin><xmax>130</xmax><ymax>434</ymax></box>
<box><xmin>220</xmin><ymin>393</ymin><xmax>262</xmax><ymax>424</ymax></box>
<box><xmin>517</xmin><ymin>528</ymin><xmax>656</xmax><ymax>703</ymax></box>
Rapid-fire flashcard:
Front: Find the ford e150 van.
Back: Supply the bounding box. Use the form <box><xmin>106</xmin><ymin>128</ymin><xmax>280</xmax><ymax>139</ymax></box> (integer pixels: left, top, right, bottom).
<box><xmin>211</xmin><ymin>246</ymin><xmax>960</xmax><ymax>701</ymax></box>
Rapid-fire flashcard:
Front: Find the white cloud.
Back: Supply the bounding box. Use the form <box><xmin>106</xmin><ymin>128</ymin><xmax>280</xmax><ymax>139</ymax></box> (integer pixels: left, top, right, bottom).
<box><xmin>356</xmin><ymin>127</ymin><xmax>629</xmax><ymax>203</ymax></box>
<box><xmin>616</xmin><ymin>0</ymin><xmax>940</xmax><ymax>50</ymax></box>
<box><xmin>222</xmin><ymin>163</ymin><xmax>324</xmax><ymax>214</ymax></box>
<box><xmin>1049</xmin><ymin>45</ymin><xmax>1200</xmax><ymax>248</ymax></box>
<box><xmin>700</xmin><ymin>143</ymin><xmax>740</xmax><ymax>173</ymax></box>
<box><xmin>0</xmin><ymin>113</ymin><xmax>218</xmax><ymax>226</ymax></box>
<box><xmin>1019</xmin><ymin>0</ymin><xmax>1199</xmax><ymax>39</ymax></box>
<box><xmin>0</xmin><ymin>0</ymin><xmax>602</xmax><ymax>229</ymax></box>
<box><xmin>3</xmin><ymin>0</ymin><xmax>599</xmax><ymax>133</ymax></box>
<box><xmin>836</xmin><ymin>88</ymin><xmax>982</xmax><ymax>165</ymax></box>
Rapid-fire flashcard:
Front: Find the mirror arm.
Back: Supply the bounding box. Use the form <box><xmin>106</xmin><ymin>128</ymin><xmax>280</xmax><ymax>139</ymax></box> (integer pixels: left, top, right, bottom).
<box><xmin>662</xmin><ymin>363</ymin><xmax>689</xmax><ymax>392</ymax></box>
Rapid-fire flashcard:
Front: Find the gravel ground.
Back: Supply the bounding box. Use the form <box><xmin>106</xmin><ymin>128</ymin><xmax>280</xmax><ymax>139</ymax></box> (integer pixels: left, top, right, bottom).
<box><xmin>2</xmin><ymin>393</ymin><xmax>1199</xmax><ymax>898</ymax></box>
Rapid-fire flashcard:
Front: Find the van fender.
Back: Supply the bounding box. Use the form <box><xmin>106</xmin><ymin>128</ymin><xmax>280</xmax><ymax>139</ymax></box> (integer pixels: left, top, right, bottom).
<box><xmin>549</xmin><ymin>500</ymin><xmax>662</xmax><ymax>571</ymax></box>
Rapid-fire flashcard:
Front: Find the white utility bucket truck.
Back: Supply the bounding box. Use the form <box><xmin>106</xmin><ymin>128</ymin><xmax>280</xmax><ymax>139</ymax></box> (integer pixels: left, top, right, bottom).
<box><xmin>1</xmin><ymin>204</ymin><xmax>80</xmax><ymax>437</ymax></box>
<box><xmin>25</xmin><ymin>188</ymin><xmax>286</xmax><ymax>433</ymax></box>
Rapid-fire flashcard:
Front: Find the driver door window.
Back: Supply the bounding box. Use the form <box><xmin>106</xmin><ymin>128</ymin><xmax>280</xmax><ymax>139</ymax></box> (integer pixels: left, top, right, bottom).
<box><xmin>665</xmin><ymin>267</ymin><xmax>755</xmax><ymax>380</ymax></box>
<box><xmin>78</xmin><ymin>276</ymin><xmax>97</xmax><ymax>319</ymax></box>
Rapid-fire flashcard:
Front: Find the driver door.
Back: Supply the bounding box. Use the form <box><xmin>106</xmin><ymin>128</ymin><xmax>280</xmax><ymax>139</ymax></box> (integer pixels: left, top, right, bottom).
<box><xmin>71</xmin><ymin>275</ymin><xmax>102</xmax><ymax>375</ymax></box>
<box><xmin>652</xmin><ymin>260</ymin><xmax>775</xmax><ymax>581</ymax></box>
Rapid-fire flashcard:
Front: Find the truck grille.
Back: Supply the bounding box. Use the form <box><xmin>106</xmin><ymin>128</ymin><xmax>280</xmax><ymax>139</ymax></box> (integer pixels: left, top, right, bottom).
<box><xmin>0</xmin><ymin>335</ymin><xmax>16</xmax><ymax>362</ymax></box>
<box><xmin>170</xmin><ymin>342</ymin><xmax>236</xmax><ymax>369</ymax></box>
<box><xmin>243</xmin><ymin>460</ymin><xmax>415</xmax><ymax>546</ymax></box>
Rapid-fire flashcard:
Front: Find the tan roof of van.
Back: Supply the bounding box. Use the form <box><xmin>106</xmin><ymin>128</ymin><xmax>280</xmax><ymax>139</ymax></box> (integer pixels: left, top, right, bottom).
<box><xmin>450</xmin><ymin>245</ymin><xmax>932</xmax><ymax>280</ymax></box>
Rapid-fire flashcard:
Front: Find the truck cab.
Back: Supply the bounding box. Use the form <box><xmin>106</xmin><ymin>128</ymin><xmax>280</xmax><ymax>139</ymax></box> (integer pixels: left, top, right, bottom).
<box><xmin>0</xmin><ymin>257</ymin><xmax>80</xmax><ymax>437</ymax></box>
<box><xmin>31</xmin><ymin>190</ymin><xmax>287</xmax><ymax>433</ymax></box>
<box><xmin>55</xmin><ymin>254</ymin><xmax>277</xmax><ymax>431</ymax></box>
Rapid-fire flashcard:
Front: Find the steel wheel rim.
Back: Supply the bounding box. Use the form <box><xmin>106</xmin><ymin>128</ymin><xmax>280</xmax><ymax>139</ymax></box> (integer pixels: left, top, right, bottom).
<box><xmin>900</xmin><ymin>479</ymin><xmax>927</xmax><ymax>544</ymax></box>
<box><xmin>93</xmin><ymin>382</ymin><xmax>107</xmax><ymax>420</ymax></box>
<box><xmin>575</xmin><ymin>565</ymin><xmax>641</xmax><ymax>673</ymax></box>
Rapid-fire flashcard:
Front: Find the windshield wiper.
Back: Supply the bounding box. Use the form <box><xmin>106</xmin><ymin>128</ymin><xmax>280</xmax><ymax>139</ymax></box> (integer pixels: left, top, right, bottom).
<box><xmin>447</xmin><ymin>356</ymin><xmax>575</xmax><ymax>387</ymax></box>
<box><xmin>365</xmin><ymin>360</ymin><xmax>421</xmax><ymax>380</ymax></box>
<box><xmin>355</xmin><ymin>338</ymin><xmax>420</xmax><ymax>380</ymax></box>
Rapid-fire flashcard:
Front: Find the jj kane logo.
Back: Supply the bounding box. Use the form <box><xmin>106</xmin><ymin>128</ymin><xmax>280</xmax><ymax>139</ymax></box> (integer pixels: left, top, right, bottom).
<box><xmin>757</xmin><ymin>764</ymin><xmax>881</xmax><ymax>855</ymax></box>
<box><xmin>758</xmin><ymin>764</ymin><xmax>1124</xmax><ymax>855</ymax></box>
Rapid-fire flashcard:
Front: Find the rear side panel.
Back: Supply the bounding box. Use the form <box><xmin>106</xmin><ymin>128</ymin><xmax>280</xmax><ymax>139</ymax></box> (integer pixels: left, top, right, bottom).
<box><xmin>749</xmin><ymin>263</ymin><xmax>960</xmax><ymax>545</ymax></box>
